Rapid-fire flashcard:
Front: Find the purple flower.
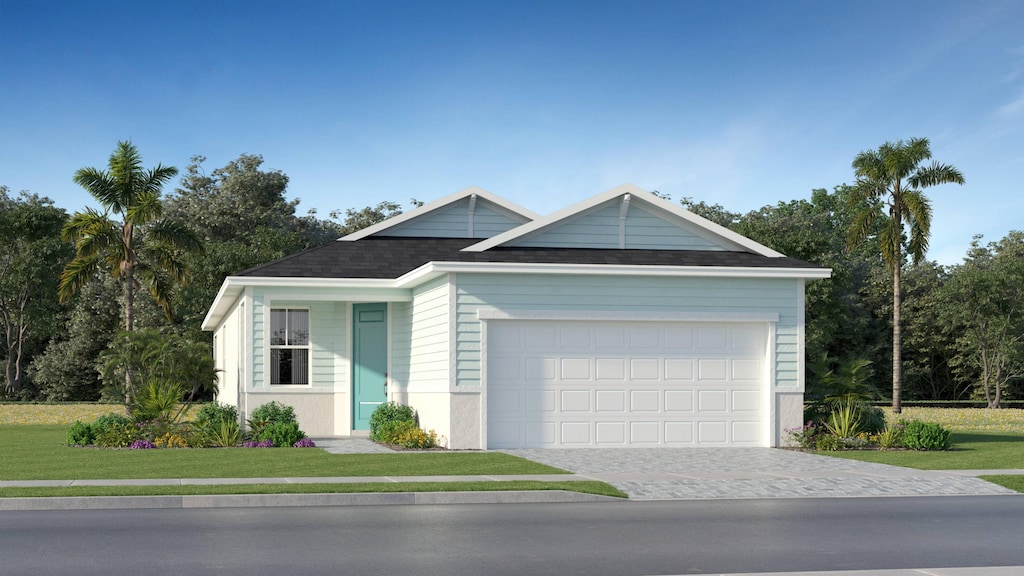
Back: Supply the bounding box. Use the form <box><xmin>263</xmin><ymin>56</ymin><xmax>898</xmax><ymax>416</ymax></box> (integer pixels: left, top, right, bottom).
<box><xmin>293</xmin><ymin>438</ymin><xmax>316</xmax><ymax>448</ymax></box>
<box><xmin>242</xmin><ymin>439</ymin><xmax>275</xmax><ymax>448</ymax></box>
<box><xmin>130</xmin><ymin>440</ymin><xmax>156</xmax><ymax>450</ymax></box>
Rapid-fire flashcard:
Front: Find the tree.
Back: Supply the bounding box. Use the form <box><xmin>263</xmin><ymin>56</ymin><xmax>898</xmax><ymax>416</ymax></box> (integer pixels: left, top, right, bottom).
<box><xmin>0</xmin><ymin>188</ymin><xmax>70</xmax><ymax>396</ymax></box>
<box><xmin>59</xmin><ymin>141</ymin><xmax>203</xmax><ymax>401</ymax></box>
<box><xmin>847</xmin><ymin>138</ymin><xmax>964</xmax><ymax>413</ymax></box>
<box><xmin>330</xmin><ymin>199</ymin><xmax>423</xmax><ymax>236</ymax></box>
<box><xmin>941</xmin><ymin>233</ymin><xmax>1024</xmax><ymax>408</ymax></box>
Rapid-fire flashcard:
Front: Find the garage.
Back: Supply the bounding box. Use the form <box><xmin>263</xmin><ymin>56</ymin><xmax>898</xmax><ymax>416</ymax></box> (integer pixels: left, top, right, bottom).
<box><xmin>485</xmin><ymin>320</ymin><xmax>769</xmax><ymax>448</ymax></box>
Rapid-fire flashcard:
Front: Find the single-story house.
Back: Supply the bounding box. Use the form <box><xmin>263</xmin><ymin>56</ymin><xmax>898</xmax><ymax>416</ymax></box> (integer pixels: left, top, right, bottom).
<box><xmin>202</xmin><ymin>184</ymin><xmax>830</xmax><ymax>449</ymax></box>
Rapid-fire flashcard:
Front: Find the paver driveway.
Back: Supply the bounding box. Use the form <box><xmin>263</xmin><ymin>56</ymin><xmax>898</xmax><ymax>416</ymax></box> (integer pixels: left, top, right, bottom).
<box><xmin>501</xmin><ymin>448</ymin><xmax>1018</xmax><ymax>500</ymax></box>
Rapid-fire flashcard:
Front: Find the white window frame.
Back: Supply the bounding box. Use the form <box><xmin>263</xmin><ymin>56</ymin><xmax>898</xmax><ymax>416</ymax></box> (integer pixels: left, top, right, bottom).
<box><xmin>269</xmin><ymin>308</ymin><xmax>311</xmax><ymax>386</ymax></box>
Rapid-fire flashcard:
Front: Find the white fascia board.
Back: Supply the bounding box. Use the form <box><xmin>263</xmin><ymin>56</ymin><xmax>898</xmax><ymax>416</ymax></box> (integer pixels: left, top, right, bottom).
<box><xmin>462</xmin><ymin>183</ymin><xmax>786</xmax><ymax>258</ymax></box>
<box><xmin>201</xmin><ymin>276</ymin><xmax>408</xmax><ymax>330</ymax></box>
<box><xmin>397</xmin><ymin>261</ymin><xmax>833</xmax><ymax>283</ymax></box>
<box><xmin>340</xmin><ymin>186</ymin><xmax>540</xmax><ymax>241</ymax></box>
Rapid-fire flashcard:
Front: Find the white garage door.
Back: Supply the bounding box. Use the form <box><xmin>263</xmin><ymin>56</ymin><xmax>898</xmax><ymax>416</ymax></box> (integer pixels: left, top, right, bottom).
<box><xmin>486</xmin><ymin>320</ymin><xmax>767</xmax><ymax>448</ymax></box>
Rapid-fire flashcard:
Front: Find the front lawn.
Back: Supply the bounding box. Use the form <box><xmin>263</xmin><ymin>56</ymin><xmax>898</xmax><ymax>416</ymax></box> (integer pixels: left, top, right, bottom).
<box><xmin>821</xmin><ymin>431</ymin><xmax>1024</xmax><ymax>470</ymax></box>
<box><xmin>0</xmin><ymin>425</ymin><xmax>568</xmax><ymax>481</ymax></box>
<box><xmin>0</xmin><ymin>481</ymin><xmax>628</xmax><ymax>499</ymax></box>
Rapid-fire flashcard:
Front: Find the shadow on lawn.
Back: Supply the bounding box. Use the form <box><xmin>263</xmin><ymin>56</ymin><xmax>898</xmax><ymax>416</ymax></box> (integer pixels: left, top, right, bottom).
<box><xmin>952</xmin><ymin>432</ymin><xmax>1024</xmax><ymax>444</ymax></box>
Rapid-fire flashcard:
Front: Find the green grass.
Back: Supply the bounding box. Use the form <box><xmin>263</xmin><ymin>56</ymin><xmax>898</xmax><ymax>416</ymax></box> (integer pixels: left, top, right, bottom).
<box><xmin>821</xmin><ymin>431</ymin><xmax>1024</xmax><ymax>470</ymax></box>
<box><xmin>0</xmin><ymin>425</ymin><xmax>568</xmax><ymax>481</ymax></box>
<box><xmin>979</xmin><ymin>475</ymin><xmax>1024</xmax><ymax>492</ymax></box>
<box><xmin>0</xmin><ymin>481</ymin><xmax>627</xmax><ymax>499</ymax></box>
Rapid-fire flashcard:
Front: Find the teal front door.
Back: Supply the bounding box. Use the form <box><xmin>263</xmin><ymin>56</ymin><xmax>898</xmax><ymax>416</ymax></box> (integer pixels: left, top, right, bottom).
<box><xmin>352</xmin><ymin>303</ymin><xmax>388</xmax><ymax>430</ymax></box>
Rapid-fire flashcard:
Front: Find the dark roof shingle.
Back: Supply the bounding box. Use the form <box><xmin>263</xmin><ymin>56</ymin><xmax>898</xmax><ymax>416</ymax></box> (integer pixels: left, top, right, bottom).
<box><xmin>236</xmin><ymin>236</ymin><xmax>825</xmax><ymax>279</ymax></box>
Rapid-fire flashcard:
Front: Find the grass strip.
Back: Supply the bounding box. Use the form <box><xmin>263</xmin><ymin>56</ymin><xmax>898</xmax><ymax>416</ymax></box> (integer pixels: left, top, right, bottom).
<box><xmin>0</xmin><ymin>426</ymin><xmax>569</xmax><ymax>480</ymax></box>
<box><xmin>818</xmin><ymin>431</ymin><xmax>1024</xmax><ymax>470</ymax></box>
<box><xmin>0</xmin><ymin>481</ymin><xmax>627</xmax><ymax>499</ymax></box>
<box><xmin>978</xmin><ymin>475</ymin><xmax>1024</xmax><ymax>493</ymax></box>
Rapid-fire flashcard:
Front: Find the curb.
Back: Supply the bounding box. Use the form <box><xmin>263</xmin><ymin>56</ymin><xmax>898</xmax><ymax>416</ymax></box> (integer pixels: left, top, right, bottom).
<box><xmin>0</xmin><ymin>490</ymin><xmax>624</xmax><ymax>511</ymax></box>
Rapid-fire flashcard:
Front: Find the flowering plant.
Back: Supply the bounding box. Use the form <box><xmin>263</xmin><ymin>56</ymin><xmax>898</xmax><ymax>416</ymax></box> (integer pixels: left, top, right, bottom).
<box><xmin>293</xmin><ymin>437</ymin><xmax>316</xmax><ymax>448</ymax></box>
<box><xmin>129</xmin><ymin>439</ymin><xmax>156</xmax><ymax>450</ymax></box>
<box><xmin>242</xmin><ymin>439</ymin><xmax>274</xmax><ymax>448</ymax></box>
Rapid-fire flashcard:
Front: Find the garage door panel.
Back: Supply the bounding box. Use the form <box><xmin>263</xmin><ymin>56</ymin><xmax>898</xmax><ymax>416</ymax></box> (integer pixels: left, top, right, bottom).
<box><xmin>596</xmin><ymin>358</ymin><xmax>626</xmax><ymax>380</ymax></box>
<box><xmin>630</xmin><ymin>358</ymin><xmax>660</xmax><ymax>380</ymax></box>
<box><xmin>596</xmin><ymin>422</ymin><xmax>626</xmax><ymax>444</ymax></box>
<box><xmin>596</xmin><ymin>390</ymin><xmax>625</xmax><ymax>411</ymax></box>
<box><xmin>630</xmin><ymin>421</ymin><xmax>660</xmax><ymax>443</ymax></box>
<box><xmin>560</xmin><ymin>390</ymin><xmax>590</xmax><ymax>411</ymax></box>
<box><xmin>560</xmin><ymin>358</ymin><xmax>591</xmax><ymax>379</ymax></box>
<box><xmin>486</xmin><ymin>320</ymin><xmax>767</xmax><ymax>448</ymax></box>
<box><xmin>698</xmin><ymin>390</ymin><xmax>728</xmax><ymax>412</ymax></box>
<box><xmin>560</xmin><ymin>422</ymin><xmax>591</xmax><ymax>444</ymax></box>
<box><xmin>630</xmin><ymin>390</ymin><xmax>660</xmax><ymax>411</ymax></box>
<box><xmin>525</xmin><ymin>389</ymin><xmax>556</xmax><ymax>412</ymax></box>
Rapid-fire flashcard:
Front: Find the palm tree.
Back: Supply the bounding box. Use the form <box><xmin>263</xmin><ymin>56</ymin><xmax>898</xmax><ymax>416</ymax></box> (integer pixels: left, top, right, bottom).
<box><xmin>59</xmin><ymin>141</ymin><xmax>203</xmax><ymax>401</ymax></box>
<box><xmin>847</xmin><ymin>137</ymin><xmax>964</xmax><ymax>413</ymax></box>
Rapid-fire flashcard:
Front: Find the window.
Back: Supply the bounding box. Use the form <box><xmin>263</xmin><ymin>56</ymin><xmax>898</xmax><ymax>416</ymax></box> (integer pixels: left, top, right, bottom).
<box><xmin>270</xmin><ymin>309</ymin><xmax>309</xmax><ymax>385</ymax></box>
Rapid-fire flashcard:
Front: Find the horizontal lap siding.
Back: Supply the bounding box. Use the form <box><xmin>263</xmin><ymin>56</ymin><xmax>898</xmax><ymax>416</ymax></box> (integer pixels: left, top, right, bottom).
<box><xmin>384</xmin><ymin>199</ymin><xmax>523</xmax><ymax>238</ymax></box>
<box><xmin>514</xmin><ymin>204</ymin><xmax>621</xmax><ymax>248</ymax></box>
<box><xmin>625</xmin><ymin>206</ymin><xmax>725</xmax><ymax>250</ymax></box>
<box><xmin>251</xmin><ymin>288</ymin><xmax>348</xmax><ymax>389</ymax></box>
<box><xmin>454</xmin><ymin>274</ymin><xmax>800</xmax><ymax>389</ymax></box>
<box><xmin>406</xmin><ymin>276</ymin><xmax>450</xmax><ymax>393</ymax></box>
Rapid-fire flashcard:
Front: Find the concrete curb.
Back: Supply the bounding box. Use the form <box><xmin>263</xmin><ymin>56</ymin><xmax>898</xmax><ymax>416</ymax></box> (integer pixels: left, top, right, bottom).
<box><xmin>0</xmin><ymin>490</ymin><xmax>623</xmax><ymax>511</ymax></box>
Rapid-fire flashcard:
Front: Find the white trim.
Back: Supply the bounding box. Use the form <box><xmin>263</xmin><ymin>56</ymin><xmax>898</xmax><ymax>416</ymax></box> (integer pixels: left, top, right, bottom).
<box><xmin>618</xmin><ymin>193</ymin><xmax>630</xmax><ymax>249</ymax></box>
<box><xmin>797</xmin><ymin>278</ymin><xmax>806</xmax><ymax>394</ymax></box>
<box><xmin>341</xmin><ymin>186</ymin><xmax>539</xmax><ymax>241</ymax></box>
<box><xmin>467</xmin><ymin>193</ymin><xmax>477</xmax><ymax>238</ymax></box>
<box><xmin>462</xmin><ymin>183</ymin><xmax>786</xmax><ymax>257</ymax></box>
<box><xmin>398</xmin><ymin>261</ymin><xmax>833</xmax><ymax>284</ymax></box>
<box><xmin>266</xmin><ymin>307</ymin><xmax>312</xmax><ymax>388</ymax></box>
<box><xmin>476</xmin><ymin>308</ymin><xmax>780</xmax><ymax>323</ymax></box>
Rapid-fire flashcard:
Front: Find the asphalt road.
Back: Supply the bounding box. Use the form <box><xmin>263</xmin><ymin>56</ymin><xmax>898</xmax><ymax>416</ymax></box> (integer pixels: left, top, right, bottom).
<box><xmin>3</xmin><ymin>496</ymin><xmax>1024</xmax><ymax>576</ymax></box>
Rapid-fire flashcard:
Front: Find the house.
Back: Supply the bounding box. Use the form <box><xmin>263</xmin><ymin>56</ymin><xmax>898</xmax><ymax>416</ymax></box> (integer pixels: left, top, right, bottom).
<box><xmin>202</xmin><ymin>184</ymin><xmax>830</xmax><ymax>449</ymax></box>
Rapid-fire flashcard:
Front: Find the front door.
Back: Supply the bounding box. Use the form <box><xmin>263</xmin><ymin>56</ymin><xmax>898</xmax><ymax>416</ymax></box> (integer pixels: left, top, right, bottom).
<box><xmin>352</xmin><ymin>303</ymin><xmax>388</xmax><ymax>430</ymax></box>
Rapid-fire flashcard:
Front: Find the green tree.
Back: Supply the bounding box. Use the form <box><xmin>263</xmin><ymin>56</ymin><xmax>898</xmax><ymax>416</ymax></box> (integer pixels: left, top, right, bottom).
<box><xmin>59</xmin><ymin>141</ymin><xmax>203</xmax><ymax>401</ymax></box>
<box><xmin>60</xmin><ymin>141</ymin><xmax>203</xmax><ymax>331</ymax></box>
<box><xmin>941</xmin><ymin>233</ymin><xmax>1024</xmax><ymax>408</ymax></box>
<box><xmin>331</xmin><ymin>199</ymin><xmax>423</xmax><ymax>236</ymax></box>
<box><xmin>847</xmin><ymin>137</ymin><xmax>964</xmax><ymax>413</ymax></box>
<box><xmin>0</xmin><ymin>188</ymin><xmax>71</xmax><ymax>396</ymax></box>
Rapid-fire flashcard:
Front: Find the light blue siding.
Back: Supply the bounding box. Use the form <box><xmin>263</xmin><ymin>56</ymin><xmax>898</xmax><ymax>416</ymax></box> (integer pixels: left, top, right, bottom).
<box><xmin>250</xmin><ymin>290</ymin><xmax>348</xmax><ymax>388</ymax></box>
<box><xmin>514</xmin><ymin>203</ymin><xmax>621</xmax><ymax>248</ymax></box>
<box><xmin>624</xmin><ymin>205</ymin><xmax>724</xmax><ymax>250</ymax></box>
<box><xmin>453</xmin><ymin>273</ymin><xmax>800</xmax><ymax>389</ymax></box>
<box><xmin>382</xmin><ymin>198</ymin><xmax>524</xmax><ymax>238</ymax></box>
<box><xmin>512</xmin><ymin>201</ymin><xmax>727</xmax><ymax>250</ymax></box>
<box><xmin>396</xmin><ymin>276</ymin><xmax>450</xmax><ymax>392</ymax></box>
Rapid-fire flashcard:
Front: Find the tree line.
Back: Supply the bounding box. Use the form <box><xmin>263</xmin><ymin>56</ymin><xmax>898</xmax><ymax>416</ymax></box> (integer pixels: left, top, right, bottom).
<box><xmin>1</xmin><ymin>139</ymin><xmax>1021</xmax><ymax>409</ymax></box>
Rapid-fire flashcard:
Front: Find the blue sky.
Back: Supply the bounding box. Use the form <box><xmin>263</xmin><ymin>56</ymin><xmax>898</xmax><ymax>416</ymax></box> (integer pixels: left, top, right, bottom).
<box><xmin>2</xmin><ymin>0</ymin><xmax>1022</xmax><ymax>264</ymax></box>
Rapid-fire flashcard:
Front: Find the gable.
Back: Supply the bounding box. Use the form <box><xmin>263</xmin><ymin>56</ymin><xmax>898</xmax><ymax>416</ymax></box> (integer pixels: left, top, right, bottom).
<box><xmin>342</xmin><ymin>186</ymin><xmax>538</xmax><ymax>241</ymax></box>
<box><xmin>510</xmin><ymin>200</ymin><xmax>728</xmax><ymax>251</ymax></box>
<box><xmin>383</xmin><ymin>196</ymin><xmax>527</xmax><ymax>239</ymax></box>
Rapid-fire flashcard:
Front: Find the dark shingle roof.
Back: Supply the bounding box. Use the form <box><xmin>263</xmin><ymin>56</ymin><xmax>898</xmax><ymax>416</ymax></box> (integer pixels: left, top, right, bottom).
<box><xmin>236</xmin><ymin>237</ymin><xmax>824</xmax><ymax>279</ymax></box>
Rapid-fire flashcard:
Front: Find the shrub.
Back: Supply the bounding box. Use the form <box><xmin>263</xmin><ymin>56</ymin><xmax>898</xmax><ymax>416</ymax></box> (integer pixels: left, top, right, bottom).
<box><xmin>369</xmin><ymin>402</ymin><xmax>416</xmax><ymax>441</ymax></box>
<box><xmin>154</xmin><ymin>432</ymin><xmax>189</xmax><ymax>448</ymax></box>
<box><xmin>902</xmin><ymin>420</ymin><xmax>952</xmax><ymax>451</ymax></box>
<box><xmin>257</xmin><ymin>421</ymin><xmax>306</xmax><ymax>447</ymax></box>
<box><xmin>95</xmin><ymin>421</ymin><xmax>139</xmax><ymax>448</ymax></box>
<box><xmin>250</xmin><ymin>401</ymin><xmax>296</xmax><ymax>425</ymax></box>
<box><xmin>824</xmin><ymin>400</ymin><xmax>862</xmax><ymax>439</ymax></box>
<box><xmin>67</xmin><ymin>421</ymin><xmax>95</xmax><ymax>446</ymax></box>
<box><xmin>814</xmin><ymin>433</ymin><xmax>841</xmax><ymax>451</ymax></box>
<box><xmin>92</xmin><ymin>413</ymin><xmax>132</xmax><ymax>436</ymax></box>
<box><xmin>859</xmin><ymin>406</ymin><xmax>887</xmax><ymax>435</ymax></box>
<box><xmin>196</xmin><ymin>402</ymin><xmax>238</xmax><ymax>428</ymax></box>
<box><xmin>293</xmin><ymin>437</ymin><xmax>316</xmax><ymax>448</ymax></box>
<box><xmin>210</xmin><ymin>419</ymin><xmax>242</xmax><ymax>447</ymax></box>
<box><xmin>877</xmin><ymin>421</ymin><xmax>905</xmax><ymax>449</ymax></box>
<box><xmin>375</xmin><ymin>419</ymin><xmax>438</xmax><ymax>449</ymax></box>
<box><xmin>785</xmin><ymin>422</ymin><xmax>819</xmax><ymax>448</ymax></box>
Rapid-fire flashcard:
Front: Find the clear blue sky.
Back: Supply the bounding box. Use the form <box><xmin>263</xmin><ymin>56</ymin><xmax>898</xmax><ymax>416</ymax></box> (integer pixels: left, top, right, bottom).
<box><xmin>2</xmin><ymin>0</ymin><xmax>1021</xmax><ymax>264</ymax></box>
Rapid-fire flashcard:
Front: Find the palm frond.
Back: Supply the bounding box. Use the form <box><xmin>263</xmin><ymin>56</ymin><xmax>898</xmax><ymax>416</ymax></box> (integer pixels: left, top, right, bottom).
<box><xmin>910</xmin><ymin>161</ymin><xmax>965</xmax><ymax>188</ymax></box>
<box><xmin>902</xmin><ymin>190</ymin><xmax>933</xmax><ymax>262</ymax></box>
<box><xmin>58</xmin><ymin>254</ymin><xmax>100</xmax><ymax>303</ymax></box>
